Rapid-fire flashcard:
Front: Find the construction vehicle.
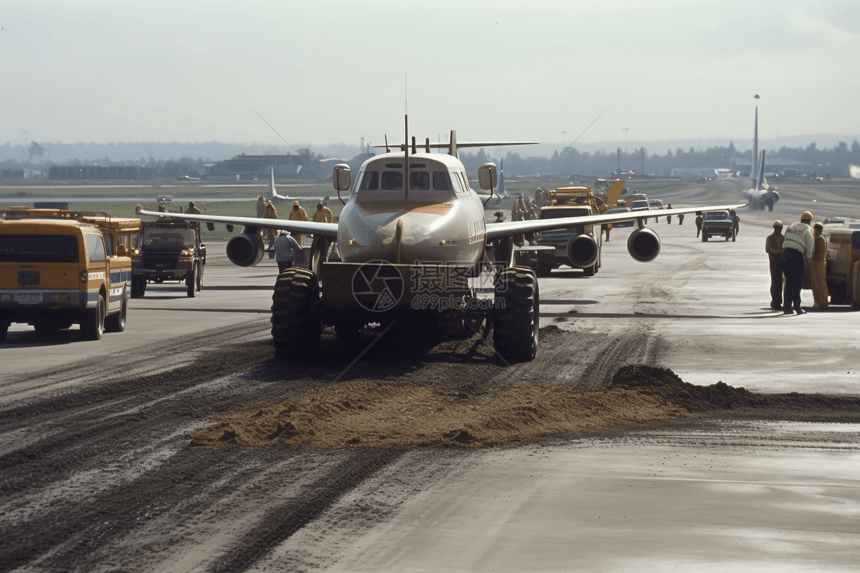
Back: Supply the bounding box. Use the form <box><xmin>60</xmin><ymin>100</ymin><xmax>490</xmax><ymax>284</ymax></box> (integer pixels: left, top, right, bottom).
<box><xmin>131</xmin><ymin>218</ymin><xmax>205</xmax><ymax>298</ymax></box>
<box><xmin>0</xmin><ymin>208</ymin><xmax>133</xmax><ymax>341</ymax></box>
<box><xmin>521</xmin><ymin>187</ymin><xmax>604</xmax><ymax>277</ymax></box>
<box><xmin>820</xmin><ymin>220</ymin><xmax>860</xmax><ymax>307</ymax></box>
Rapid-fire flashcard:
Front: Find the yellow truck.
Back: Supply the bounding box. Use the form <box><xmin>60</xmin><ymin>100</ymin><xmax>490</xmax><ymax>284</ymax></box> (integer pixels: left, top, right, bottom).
<box><xmin>0</xmin><ymin>210</ymin><xmax>133</xmax><ymax>341</ymax></box>
<box><xmin>521</xmin><ymin>187</ymin><xmax>605</xmax><ymax>277</ymax></box>
<box><xmin>821</xmin><ymin>220</ymin><xmax>860</xmax><ymax>307</ymax></box>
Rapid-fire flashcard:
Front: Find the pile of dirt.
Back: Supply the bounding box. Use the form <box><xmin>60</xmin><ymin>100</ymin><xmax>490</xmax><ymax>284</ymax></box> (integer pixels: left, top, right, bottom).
<box><xmin>610</xmin><ymin>365</ymin><xmax>767</xmax><ymax>412</ymax></box>
<box><xmin>187</xmin><ymin>380</ymin><xmax>691</xmax><ymax>449</ymax></box>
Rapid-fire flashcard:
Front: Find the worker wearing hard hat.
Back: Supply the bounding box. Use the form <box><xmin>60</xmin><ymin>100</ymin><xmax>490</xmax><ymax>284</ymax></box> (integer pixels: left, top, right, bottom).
<box><xmin>263</xmin><ymin>200</ymin><xmax>279</xmax><ymax>256</ymax></box>
<box><xmin>273</xmin><ymin>231</ymin><xmax>301</xmax><ymax>274</ymax></box>
<box><xmin>730</xmin><ymin>210</ymin><xmax>740</xmax><ymax>241</ymax></box>
<box><xmin>288</xmin><ymin>201</ymin><xmax>309</xmax><ymax>246</ymax></box>
<box><xmin>256</xmin><ymin>195</ymin><xmax>267</xmax><ymax>218</ymax></box>
<box><xmin>511</xmin><ymin>196</ymin><xmax>526</xmax><ymax>246</ymax></box>
<box><xmin>185</xmin><ymin>201</ymin><xmax>202</xmax><ymax>215</ymax></box>
<box><xmin>810</xmin><ymin>222</ymin><xmax>829</xmax><ymax>309</ymax></box>
<box><xmin>765</xmin><ymin>220</ymin><xmax>785</xmax><ymax>310</ymax></box>
<box><xmin>312</xmin><ymin>202</ymin><xmax>333</xmax><ymax>224</ymax></box>
<box><xmin>781</xmin><ymin>211</ymin><xmax>815</xmax><ymax>315</ymax></box>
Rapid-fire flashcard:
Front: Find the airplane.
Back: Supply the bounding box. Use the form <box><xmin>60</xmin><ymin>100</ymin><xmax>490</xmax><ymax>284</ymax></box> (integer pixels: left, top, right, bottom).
<box><xmin>267</xmin><ymin>166</ymin><xmax>330</xmax><ymax>205</ymax></box>
<box><xmin>141</xmin><ymin>125</ymin><xmax>746</xmax><ymax>363</ymax></box>
<box><xmin>741</xmin><ymin>106</ymin><xmax>780</xmax><ymax>211</ymax></box>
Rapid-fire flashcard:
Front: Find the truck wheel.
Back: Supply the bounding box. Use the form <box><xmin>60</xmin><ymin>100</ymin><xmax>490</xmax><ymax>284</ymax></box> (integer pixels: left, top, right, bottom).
<box><xmin>493</xmin><ymin>266</ymin><xmax>539</xmax><ymax>363</ymax></box>
<box><xmin>271</xmin><ymin>268</ymin><xmax>321</xmax><ymax>359</ymax></box>
<box><xmin>853</xmin><ymin>262</ymin><xmax>860</xmax><ymax>309</ymax></box>
<box><xmin>335</xmin><ymin>319</ymin><xmax>364</xmax><ymax>342</ymax></box>
<box><xmin>0</xmin><ymin>323</ymin><xmax>7</xmax><ymax>342</ymax></box>
<box><xmin>535</xmin><ymin>263</ymin><xmax>552</xmax><ymax>278</ymax></box>
<box><xmin>81</xmin><ymin>294</ymin><xmax>106</xmax><ymax>341</ymax></box>
<box><xmin>106</xmin><ymin>288</ymin><xmax>127</xmax><ymax>333</ymax></box>
<box><xmin>583</xmin><ymin>262</ymin><xmax>596</xmax><ymax>276</ymax></box>
<box><xmin>702</xmin><ymin>233</ymin><xmax>708</xmax><ymax>242</ymax></box>
<box><xmin>131</xmin><ymin>276</ymin><xmax>145</xmax><ymax>298</ymax></box>
<box><xmin>186</xmin><ymin>264</ymin><xmax>197</xmax><ymax>298</ymax></box>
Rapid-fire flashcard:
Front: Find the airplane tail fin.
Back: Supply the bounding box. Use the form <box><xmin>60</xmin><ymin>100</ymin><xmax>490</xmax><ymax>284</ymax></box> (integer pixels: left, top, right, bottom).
<box><xmin>270</xmin><ymin>166</ymin><xmax>276</xmax><ymax>197</ymax></box>
<box><xmin>607</xmin><ymin>180</ymin><xmax>626</xmax><ymax>205</ymax></box>
<box><xmin>755</xmin><ymin>150</ymin><xmax>767</xmax><ymax>190</ymax></box>
<box><xmin>752</xmin><ymin>106</ymin><xmax>759</xmax><ymax>180</ymax></box>
<box><xmin>270</xmin><ymin>166</ymin><xmax>288</xmax><ymax>201</ymax></box>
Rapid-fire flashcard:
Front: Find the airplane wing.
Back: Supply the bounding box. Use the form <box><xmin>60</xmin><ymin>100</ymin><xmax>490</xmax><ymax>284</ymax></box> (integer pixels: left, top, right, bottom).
<box><xmin>138</xmin><ymin>210</ymin><xmax>339</xmax><ymax>239</ymax></box>
<box><xmin>485</xmin><ymin>204</ymin><xmax>747</xmax><ymax>240</ymax></box>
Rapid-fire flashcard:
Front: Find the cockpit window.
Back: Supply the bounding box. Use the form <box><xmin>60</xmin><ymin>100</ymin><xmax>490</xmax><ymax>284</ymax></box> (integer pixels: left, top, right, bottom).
<box><xmin>381</xmin><ymin>171</ymin><xmax>403</xmax><ymax>190</ymax></box>
<box><xmin>358</xmin><ymin>171</ymin><xmax>379</xmax><ymax>191</ymax></box>
<box><xmin>433</xmin><ymin>172</ymin><xmax>452</xmax><ymax>190</ymax></box>
<box><xmin>410</xmin><ymin>171</ymin><xmax>430</xmax><ymax>190</ymax></box>
<box><xmin>449</xmin><ymin>173</ymin><xmax>463</xmax><ymax>193</ymax></box>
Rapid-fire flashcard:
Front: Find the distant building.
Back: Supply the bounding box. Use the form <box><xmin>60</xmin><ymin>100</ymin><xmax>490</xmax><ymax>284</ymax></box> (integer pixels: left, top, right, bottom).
<box><xmin>48</xmin><ymin>165</ymin><xmax>153</xmax><ymax>180</ymax></box>
<box><xmin>207</xmin><ymin>154</ymin><xmax>324</xmax><ymax>181</ymax></box>
<box><xmin>1</xmin><ymin>169</ymin><xmax>25</xmax><ymax>180</ymax></box>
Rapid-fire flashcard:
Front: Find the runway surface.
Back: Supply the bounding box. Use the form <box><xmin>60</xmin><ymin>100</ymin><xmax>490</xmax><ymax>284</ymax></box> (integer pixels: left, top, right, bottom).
<box><xmin>1</xmin><ymin>180</ymin><xmax>859</xmax><ymax>572</ymax></box>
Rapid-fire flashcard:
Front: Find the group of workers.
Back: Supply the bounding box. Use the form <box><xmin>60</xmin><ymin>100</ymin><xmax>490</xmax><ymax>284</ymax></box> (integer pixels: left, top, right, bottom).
<box><xmin>511</xmin><ymin>195</ymin><xmax>540</xmax><ymax>246</ymax></box>
<box><xmin>766</xmin><ymin>211</ymin><xmax>828</xmax><ymax>314</ymax></box>
<box><xmin>179</xmin><ymin>197</ymin><xmax>332</xmax><ymax>274</ymax></box>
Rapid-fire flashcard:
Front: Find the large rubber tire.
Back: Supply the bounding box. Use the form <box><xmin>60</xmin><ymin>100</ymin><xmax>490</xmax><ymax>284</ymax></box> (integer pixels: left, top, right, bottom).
<box><xmin>81</xmin><ymin>294</ymin><xmax>106</xmax><ymax>341</ymax></box>
<box><xmin>131</xmin><ymin>276</ymin><xmax>146</xmax><ymax>298</ymax></box>
<box><xmin>853</xmin><ymin>262</ymin><xmax>860</xmax><ymax>310</ymax></box>
<box><xmin>0</xmin><ymin>322</ymin><xmax>7</xmax><ymax>342</ymax></box>
<box><xmin>186</xmin><ymin>264</ymin><xmax>197</xmax><ymax>298</ymax></box>
<box><xmin>702</xmin><ymin>233</ymin><xmax>708</xmax><ymax>242</ymax></box>
<box><xmin>106</xmin><ymin>288</ymin><xmax>127</xmax><ymax>333</ymax></box>
<box><xmin>583</xmin><ymin>262</ymin><xmax>596</xmax><ymax>276</ymax></box>
<box><xmin>535</xmin><ymin>263</ymin><xmax>553</xmax><ymax>278</ymax></box>
<box><xmin>493</xmin><ymin>266</ymin><xmax>539</xmax><ymax>363</ymax></box>
<box><xmin>271</xmin><ymin>268</ymin><xmax>321</xmax><ymax>359</ymax></box>
<box><xmin>335</xmin><ymin>319</ymin><xmax>364</xmax><ymax>342</ymax></box>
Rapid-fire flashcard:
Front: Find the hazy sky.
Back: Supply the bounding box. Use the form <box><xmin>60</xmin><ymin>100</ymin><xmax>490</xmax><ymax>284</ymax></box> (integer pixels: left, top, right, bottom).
<box><xmin>2</xmin><ymin>0</ymin><xmax>858</xmax><ymax>152</ymax></box>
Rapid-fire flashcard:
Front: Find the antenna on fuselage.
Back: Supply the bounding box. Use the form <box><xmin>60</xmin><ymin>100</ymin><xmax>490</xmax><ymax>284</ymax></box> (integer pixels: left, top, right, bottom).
<box><xmin>448</xmin><ymin>130</ymin><xmax>458</xmax><ymax>159</ymax></box>
<box><xmin>404</xmin><ymin>114</ymin><xmax>409</xmax><ymax>200</ymax></box>
<box><xmin>384</xmin><ymin>134</ymin><xmax>390</xmax><ymax>153</ymax></box>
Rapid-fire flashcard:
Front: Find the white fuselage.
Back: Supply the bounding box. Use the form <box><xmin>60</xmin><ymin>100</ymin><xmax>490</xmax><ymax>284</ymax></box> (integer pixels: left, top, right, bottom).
<box><xmin>337</xmin><ymin>152</ymin><xmax>487</xmax><ymax>265</ymax></box>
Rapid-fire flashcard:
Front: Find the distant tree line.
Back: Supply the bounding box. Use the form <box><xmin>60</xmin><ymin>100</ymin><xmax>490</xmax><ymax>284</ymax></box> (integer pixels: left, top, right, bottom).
<box><xmin>2</xmin><ymin>140</ymin><xmax>860</xmax><ymax>179</ymax></box>
<box><xmin>460</xmin><ymin>140</ymin><xmax>860</xmax><ymax>179</ymax></box>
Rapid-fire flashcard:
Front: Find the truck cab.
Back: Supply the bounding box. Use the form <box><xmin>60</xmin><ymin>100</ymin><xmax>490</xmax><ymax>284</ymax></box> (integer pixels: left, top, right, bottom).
<box><xmin>520</xmin><ymin>187</ymin><xmax>602</xmax><ymax>277</ymax></box>
<box><xmin>131</xmin><ymin>219</ymin><xmax>206</xmax><ymax>298</ymax></box>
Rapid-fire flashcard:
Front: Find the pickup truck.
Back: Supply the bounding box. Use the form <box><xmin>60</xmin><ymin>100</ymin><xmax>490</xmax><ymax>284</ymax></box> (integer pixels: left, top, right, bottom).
<box><xmin>701</xmin><ymin>210</ymin><xmax>732</xmax><ymax>241</ymax></box>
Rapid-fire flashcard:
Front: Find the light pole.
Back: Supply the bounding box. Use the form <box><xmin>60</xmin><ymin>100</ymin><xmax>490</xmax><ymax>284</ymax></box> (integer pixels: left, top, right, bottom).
<box><xmin>622</xmin><ymin>128</ymin><xmax>630</xmax><ymax>171</ymax></box>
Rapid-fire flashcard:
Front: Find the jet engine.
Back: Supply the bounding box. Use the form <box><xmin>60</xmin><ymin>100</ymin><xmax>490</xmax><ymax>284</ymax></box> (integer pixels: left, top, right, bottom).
<box><xmin>226</xmin><ymin>229</ymin><xmax>265</xmax><ymax>267</ymax></box>
<box><xmin>627</xmin><ymin>227</ymin><xmax>661</xmax><ymax>262</ymax></box>
<box><xmin>565</xmin><ymin>234</ymin><xmax>599</xmax><ymax>269</ymax></box>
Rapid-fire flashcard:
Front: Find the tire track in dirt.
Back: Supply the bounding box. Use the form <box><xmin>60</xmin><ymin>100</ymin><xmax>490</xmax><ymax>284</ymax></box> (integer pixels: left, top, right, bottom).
<box><xmin>207</xmin><ymin>449</ymin><xmax>404</xmax><ymax>573</ymax></box>
<box><xmin>0</xmin><ymin>318</ymin><xmax>272</xmax><ymax>404</ymax></box>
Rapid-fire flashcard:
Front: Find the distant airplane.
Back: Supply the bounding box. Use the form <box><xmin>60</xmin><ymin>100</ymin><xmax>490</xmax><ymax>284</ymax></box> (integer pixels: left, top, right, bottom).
<box><xmin>268</xmin><ymin>166</ymin><xmax>328</xmax><ymax>204</ymax></box>
<box><xmin>741</xmin><ymin>106</ymin><xmax>779</xmax><ymax>211</ymax></box>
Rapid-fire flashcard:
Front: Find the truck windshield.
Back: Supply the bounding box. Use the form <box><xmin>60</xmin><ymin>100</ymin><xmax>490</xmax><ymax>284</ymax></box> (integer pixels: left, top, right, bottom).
<box><xmin>142</xmin><ymin>228</ymin><xmax>196</xmax><ymax>249</ymax></box>
<box><xmin>0</xmin><ymin>234</ymin><xmax>79</xmax><ymax>263</ymax></box>
<box><xmin>705</xmin><ymin>211</ymin><xmax>729</xmax><ymax>220</ymax></box>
